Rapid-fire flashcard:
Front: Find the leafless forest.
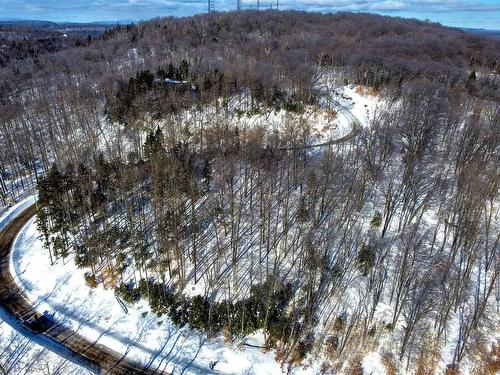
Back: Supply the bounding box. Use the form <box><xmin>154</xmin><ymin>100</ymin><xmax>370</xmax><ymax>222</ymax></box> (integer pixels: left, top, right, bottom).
<box><xmin>0</xmin><ymin>11</ymin><xmax>499</xmax><ymax>374</ymax></box>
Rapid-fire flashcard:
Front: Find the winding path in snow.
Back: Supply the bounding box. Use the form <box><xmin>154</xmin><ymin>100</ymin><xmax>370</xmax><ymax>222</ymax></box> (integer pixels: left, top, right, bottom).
<box><xmin>0</xmin><ymin>204</ymin><xmax>167</xmax><ymax>375</ymax></box>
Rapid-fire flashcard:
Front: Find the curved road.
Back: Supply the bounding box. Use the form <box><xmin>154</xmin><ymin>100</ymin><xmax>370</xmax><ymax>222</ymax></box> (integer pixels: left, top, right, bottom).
<box><xmin>0</xmin><ymin>204</ymin><xmax>166</xmax><ymax>375</ymax></box>
<box><xmin>278</xmin><ymin>121</ymin><xmax>360</xmax><ymax>151</ymax></box>
<box><xmin>278</xmin><ymin>92</ymin><xmax>362</xmax><ymax>151</ymax></box>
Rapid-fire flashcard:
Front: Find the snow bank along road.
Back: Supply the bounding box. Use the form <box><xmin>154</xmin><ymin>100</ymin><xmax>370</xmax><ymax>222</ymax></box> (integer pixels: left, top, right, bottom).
<box><xmin>0</xmin><ymin>204</ymin><xmax>168</xmax><ymax>375</ymax></box>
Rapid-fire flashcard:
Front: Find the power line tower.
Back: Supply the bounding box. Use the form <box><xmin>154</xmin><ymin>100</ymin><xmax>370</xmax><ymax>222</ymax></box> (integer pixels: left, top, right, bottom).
<box><xmin>257</xmin><ymin>0</ymin><xmax>260</xmax><ymax>10</ymax></box>
<box><xmin>208</xmin><ymin>0</ymin><xmax>214</xmax><ymax>13</ymax></box>
<box><xmin>237</xmin><ymin>0</ymin><xmax>242</xmax><ymax>11</ymax></box>
<box><xmin>276</xmin><ymin>0</ymin><xmax>279</xmax><ymax>10</ymax></box>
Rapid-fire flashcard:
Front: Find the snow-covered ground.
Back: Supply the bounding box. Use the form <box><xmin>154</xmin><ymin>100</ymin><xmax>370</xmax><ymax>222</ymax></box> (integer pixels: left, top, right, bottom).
<box><xmin>362</xmin><ymin>352</ymin><xmax>385</xmax><ymax>375</ymax></box>
<box><xmin>11</xmin><ymin>216</ymin><xmax>322</xmax><ymax>374</ymax></box>
<box><xmin>6</xmin><ymin>84</ymin><xmax>494</xmax><ymax>375</ymax></box>
<box><xmin>0</xmin><ymin>195</ymin><xmax>35</xmax><ymax>232</ymax></box>
<box><xmin>338</xmin><ymin>85</ymin><xmax>382</xmax><ymax>127</ymax></box>
<box><xmin>9</xmin><ymin>203</ymin><xmax>483</xmax><ymax>375</ymax></box>
<box><xmin>237</xmin><ymin>84</ymin><xmax>383</xmax><ymax>138</ymax></box>
<box><xmin>144</xmin><ymin>83</ymin><xmax>383</xmax><ymax>153</ymax></box>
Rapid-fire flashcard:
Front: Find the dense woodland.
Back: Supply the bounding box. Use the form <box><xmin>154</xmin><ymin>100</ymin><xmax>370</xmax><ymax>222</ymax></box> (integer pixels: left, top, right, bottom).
<box><xmin>0</xmin><ymin>10</ymin><xmax>499</xmax><ymax>374</ymax></box>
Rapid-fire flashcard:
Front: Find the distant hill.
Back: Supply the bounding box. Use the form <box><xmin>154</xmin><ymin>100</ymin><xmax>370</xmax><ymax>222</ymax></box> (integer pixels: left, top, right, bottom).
<box><xmin>0</xmin><ymin>19</ymin><xmax>125</xmax><ymax>67</ymax></box>
<box><xmin>0</xmin><ymin>19</ymin><xmax>133</xmax><ymax>27</ymax></box>
<box><xmin>0</xmin><ymin>20</ymin><xmax>59</xmax><ymax>28</ymax></box>
<box><xmin>462</xmin><ymin>27</ymin><xmax>500</xmax><ymax>39</ymax></box>
<box><xmin>1</xmin><ymin>11</ymin><xmax>499</xmax><ymax>98</ymax></box>
<box><xmin>0</xmin><ymin>19</ymin><xmax>130</xmax><ymax>37</ymax></box>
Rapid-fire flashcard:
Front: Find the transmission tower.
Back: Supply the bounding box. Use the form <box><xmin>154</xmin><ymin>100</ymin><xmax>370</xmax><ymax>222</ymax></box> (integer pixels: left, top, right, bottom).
<box><xmin>237</xmin><ymin>0</ymin><xmax>242</xmax><ymax>11</ymax></box>
<box><xmin>208</xmin><ymin>0</ymin><xmax>214</xmax><ymax>13</ymax></box>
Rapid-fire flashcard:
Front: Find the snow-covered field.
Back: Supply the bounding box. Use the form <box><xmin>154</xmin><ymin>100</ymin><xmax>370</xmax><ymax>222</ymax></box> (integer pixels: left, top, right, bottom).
<box><xmin>11</xmin><ymin>215</ymin><xmax>322</xmax><ymax>374</ymax></box>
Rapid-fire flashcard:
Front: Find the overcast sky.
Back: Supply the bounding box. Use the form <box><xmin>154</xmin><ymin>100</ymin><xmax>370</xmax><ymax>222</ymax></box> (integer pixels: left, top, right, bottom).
<box><xmin>1</xmin><ymin>0</ymin><xmax>499</xmax><ymax>30</ymax></box>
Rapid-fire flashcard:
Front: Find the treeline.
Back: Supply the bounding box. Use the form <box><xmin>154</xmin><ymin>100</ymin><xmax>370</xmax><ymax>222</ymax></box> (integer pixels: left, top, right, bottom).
<box><xmin>116</xmin><ymin>277</ymin><xmax>301</xmax><ymax>350</ymax></box>
<box><xmin>1</xmin><ymin>11</ymin><xmax>499</xmax><ymax>100</ymax></box>
<box><xmin>105</xmin><ymin>61</ymin><xmax>311</xmax><ymax>125</ymax></box>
